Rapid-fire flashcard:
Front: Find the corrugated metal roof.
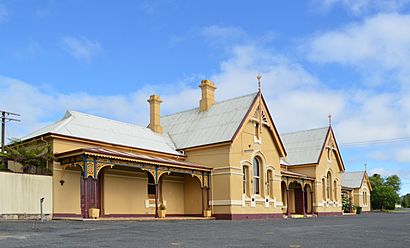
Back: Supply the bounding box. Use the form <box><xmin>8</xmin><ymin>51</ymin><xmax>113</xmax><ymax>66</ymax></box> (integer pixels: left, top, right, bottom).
<box><xmin>280</xmin><ymin>127</ymin><xmax>329</xmax><ymax>165</ymax></box>
<box><xmin>341</xmin><ymin>171</ymin><xmax>365</xmax><ymax>189</ymax></box>
<box><xmin>21</xmin><ymin>111</ymin><xmax>181</xmax><ymax>155</ymax></box>
<box><xmin>161</xmin><ymin>92</ymin><xmax>258</xmax><ymax>149</ymax></box>
<box><xmin>57</xmin><ymin>147</ymin><xmax>211</xmax><ymax>170</ymax></box>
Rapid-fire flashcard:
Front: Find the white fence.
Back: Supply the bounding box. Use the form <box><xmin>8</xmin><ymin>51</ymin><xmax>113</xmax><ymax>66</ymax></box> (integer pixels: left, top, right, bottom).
<box><xmin>0</xmin><ymin>172</ymin><xmax>52</xmax><ymax>218</ymax></box>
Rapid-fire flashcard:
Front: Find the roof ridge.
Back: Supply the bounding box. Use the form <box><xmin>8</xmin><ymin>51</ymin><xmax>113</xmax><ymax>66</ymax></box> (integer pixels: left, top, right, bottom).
<box><xmin>67</xmin><ymin>110</ymin><xmax>146</xmax><ymax>129</ymax></box>
<box><xmin>281</xmin><ymin>126</ymin><xmax>329</xmax><ymax>136</ymax></box>
<box><xmin>162</xmin><ymin>92</ymin><xmax>258</xmax><ymax>118</ymax></box>
<box><xmin>343</xmin><ymin>171</ymin><xmax>365</xmax><ymax>174</ymax></box>
<box><xmin>53</xmin><ymin>112</ymin><xmax>75</xmax><ymax>133</ymax></box>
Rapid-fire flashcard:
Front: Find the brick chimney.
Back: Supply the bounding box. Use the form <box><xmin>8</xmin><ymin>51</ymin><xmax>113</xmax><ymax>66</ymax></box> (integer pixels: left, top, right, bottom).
<box><xmin>147</xmin><ymin>95</ymin><xmax>163</xmax><ymax>134</ymax></box>
<box><xmin>199</xmin><ymin>80</ymin><xmax>216</xmax><ymax>112</ymax></box>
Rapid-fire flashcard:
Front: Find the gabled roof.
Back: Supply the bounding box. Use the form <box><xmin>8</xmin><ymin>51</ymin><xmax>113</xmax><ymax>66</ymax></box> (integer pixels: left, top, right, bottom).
<box><xmin>341</xmin><ymin>171</ymin><xmax>369</xmax><ymax>189</ymax></box>
<box><xmin>161</xmin><ymin>92</ymin><xmax>258</xmax><ymax>149</ymax></box>
<box><xmin>280</xmin><ymin>127</ymin><xmax>329</xmax><ymax>165</ymax></box>
<box><xmin>341</xmin><ymin>171</ymin><xmax>364</xmax><ymax>189</ymax></box>
<box><xmin>21</xmin><ymin>111</ymin><xmax>181</xmax><ymax>156</ymax></box>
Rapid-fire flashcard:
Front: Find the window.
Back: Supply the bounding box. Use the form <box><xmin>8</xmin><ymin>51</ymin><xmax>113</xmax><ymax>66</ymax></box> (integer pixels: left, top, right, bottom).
<box><xmin>255</xmin><ymin>122</ymin><xmax>260</xmax><ymax>140</ymax></box>
<box><xmin>363</xmin><ymin>190</ymin><xmax>367</xmax><ymax>205</ymax></box>
<box><xmin>322</xmin><ymin>178</ymin><xmax>326</xmax><ymax>200</ymax></box>
<box><xmin>253</xmin><ymin>157</ymin><xmax>260</xmax><ymax>195</ymax></box>
<box><xmin>147</xmin><ymin>173</ymin><xmax>156</xmax><ymax>197</ymax></box>
<box><xmin>243</xmin><ymin>166</ymin><xmax>248</xmax><ymax>195</ymax></box>
<box><xmin>334</xmin><ymin>180</ymin><xmax>337</xmax><ymax>201</ymax></box>
<box><xmin>267</xmin><ymin>170</ymin><xmax>272</xmax><ymax>197</ymax></box>
<box><xmin>326</xmin><ymin>172</ymin><xmax>332</xmax><ymax>200</ymax></box>
<box><xmin>281</xmin><ymin>182</ymin><xmax>287</xmax><ymax>205</ymax></box>
<box><xmin>327</xmin><ymin>148</ymin><xmax>331</xmax><ymax>162</ymax></box>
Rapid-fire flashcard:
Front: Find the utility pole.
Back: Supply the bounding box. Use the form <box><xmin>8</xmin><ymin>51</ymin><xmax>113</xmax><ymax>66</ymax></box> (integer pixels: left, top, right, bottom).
<box><xmin>1</xmin><ymin>110</ymin><xmax>20</xmax><ymax>152</ymax></box>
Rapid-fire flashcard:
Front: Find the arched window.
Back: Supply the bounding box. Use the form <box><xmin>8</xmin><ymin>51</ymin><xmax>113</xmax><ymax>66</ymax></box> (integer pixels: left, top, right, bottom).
<box><xmin>255</xmin><ymin>122</ymin><xmax>260</xmax><ymax>140</ymax></box>
<box><xmin>322</xmin><ymin>178</ymin><xmax>326</xmax><ymax>200</ymax></box>
<box><xmin>363</xmin><ymin>190</ymin><xmax>366</xmax><ymax>205</ymax></box>
<box><xmin>267</xmin><ymin>170</ymin><xmax>273</xmax><ymax>197</ymax></box>
<box><xmin>334</xmin><ymin>180</ymin><xmax>337</xmax><ymax>201</ymax></box>
<box><xmin>243</xmin><ymin>165</ymin><xmax>248</xmax><ymax>195</ymax></box>
<box><xmin>327</xmin><ymin>148</ymin><xmax>331</xmax><ymax>162</ymax></box>
<box><xmin>281</xmin><ymin>181</ymin><xmax>287</xmax><ymax>206</ymax></box>
<box><xmin>326</xmin><ymin>172</ymin><xmax>332</xmax><ymax>200</ymax></box>
<box><xmin>253</xmin><ymin>157</ymin><xmax>261</xmax><ymax>195</ymax></box>
<box><xmin>147</xmin><ymin>173</ymin><xmax>156</xmax><ymax>198</ymax></box>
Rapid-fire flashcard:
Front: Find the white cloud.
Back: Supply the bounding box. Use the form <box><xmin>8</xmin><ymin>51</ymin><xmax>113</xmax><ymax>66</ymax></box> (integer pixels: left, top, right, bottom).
<box><xmin>307</xmin><ymin>13</ymin><xmax>410</xmax><ymax>87</ymax></box>
<box><xmin>0</xmin><ymin>4</ymin><xmax>8</xmax><ymax>23</ymax></box>
<box><xmin>61</xmin><ymin>36</ymin><xmax>102</xmax><ymax>62</ymax></box>
<box><xmin>314</xmin><ymin>0</ymin><xmax>410</xmax><ymax>15</ymax></box>
<box><xmin>0</xmin><ymin>75</ymin><xmax>201</xmax><ymax>140</ymax></box>
<box><xmin>395</xmin><ymin>146</ymin><xmax>410</xmax><ymax>163</ymax></box>
<box><xmin>3</xmin><ymin>22</ymin><xmax>410</xmax><ymax>175</ymax></box>
<box><xmin>304</xmin><ymin>13</ymin><xmax>410</xmax><ymax>146</ymax></box>
<box><xmin>208</xmin><ymin>44</ymin><xmax>343</xmax><ymax>131</ymax></box>
<box><xmin>0</xmin><ymin>76</ymin><xmax>136</xmax><ymax>139</ymax></box>
<box><xmin>369</xmin><ymin>167</ymin><xmax>410</xmax><ymax>180</ymax></box>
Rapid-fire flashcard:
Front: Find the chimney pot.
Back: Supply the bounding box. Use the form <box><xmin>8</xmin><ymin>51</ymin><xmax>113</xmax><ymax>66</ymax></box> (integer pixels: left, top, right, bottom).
<box><xmin>199</xmin><ymin>80</ymin><xmax>216</xmax><ymax>112</ymax></box>
<box><xmin>147</xmin><ymin>94</ymin><xmax>163</xmax><ymax>134</ymax></box>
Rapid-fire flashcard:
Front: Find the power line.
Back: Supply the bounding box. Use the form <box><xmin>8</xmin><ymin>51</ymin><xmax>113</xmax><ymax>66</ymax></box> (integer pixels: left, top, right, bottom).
<box><xmin>341</xmin><ymin>137</ymin><xmax>410</xmax><ymax>147</ymax></box>
<box><xmin>1</xmin><ymin>110</ymin><xmax>21</xmax><ymax>152</ymax></box>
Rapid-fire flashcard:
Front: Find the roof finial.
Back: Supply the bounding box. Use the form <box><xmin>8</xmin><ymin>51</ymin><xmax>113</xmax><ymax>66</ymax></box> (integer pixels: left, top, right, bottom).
<box><xmin>328</xmin><ymin>113</ymin><xmax>332</xmax><ymax>127</ymax></box>
<box><xmin>257</xmin><ymin>74</ymin><xmax>262</xmax><ymax>92</ymax></box>
<box><xmin>364</xmin><ymin>163</ymin><xmax>367</xmax><ymax>172</ymax></box>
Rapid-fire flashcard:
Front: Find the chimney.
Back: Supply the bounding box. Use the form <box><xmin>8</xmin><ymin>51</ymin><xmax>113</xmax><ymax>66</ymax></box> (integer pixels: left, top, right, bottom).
<box><xmin>147</xmin><ymin>95</ymin><xmax>163</xmax><ymax>134</ymax></box>
<box><xmin>199</xmin><ymin>79</ymin><xmax>216</xmax><ymax>112</ymax></box>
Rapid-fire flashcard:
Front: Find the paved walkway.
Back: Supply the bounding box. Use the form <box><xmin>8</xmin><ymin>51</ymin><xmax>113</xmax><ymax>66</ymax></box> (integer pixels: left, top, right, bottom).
<box><xmin>1</xmin><ymin>210</ymin><xmax>409</xmax><ymax>247</ymax></box>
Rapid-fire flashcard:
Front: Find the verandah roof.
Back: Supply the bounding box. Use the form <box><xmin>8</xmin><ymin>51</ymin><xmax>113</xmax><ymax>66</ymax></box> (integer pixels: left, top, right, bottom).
<box><xmin>281</xmin><ymin>170</ymin><xmax>315</xmax><ymax>180</ymax></box>
<box><xmin>56</xmin><ymin>147</ymin><xmax>211</xmax><ymax>172</ymax></box>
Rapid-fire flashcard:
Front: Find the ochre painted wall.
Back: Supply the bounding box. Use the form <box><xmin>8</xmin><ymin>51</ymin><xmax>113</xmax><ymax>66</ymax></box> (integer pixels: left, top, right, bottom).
<box><xmin>352</xmin><ymin>176</ymin><xmax>371</xmax><ymax>212</ymax></box>
<box><xmin>313</xmin><ymin>131</ymin><xmax>343</xmax><ymax>214</ymax></box>
<box><xmin>183</xmin><ymin>175</ymin><xmax>202</xmax><ymax>215</ymax></box>
<box><xmin>184</xmin><ymin>97</ymin><xmax>285</xmax><ymax>217</ymax></box>
<box><xmin>184</xmin><ymin>145</ymin><xmax>231</xmax><ymax>209</ymax></box>
<box><xmin>103</xmin><ymin>169</ymin><xmax>150</xmax><ymax>215</ymax></box>
<box><xmin>228</xmin><ymin>117</ymin><xmax>283</xmax><ymax>215</ymax></box>
<box><xmin>0</xmin><ymin>172</ymin><xmax>52</xmax><ymax>215</ymax></box>
<box><xmin>161</xmin><ymin>174</ymin><xmax>184</xmax><ymax>214</ymax></box>
<box><xmin>53</xmin><ymin>165</ymin><xmax>81</xmax><ymax>215</ymax></box>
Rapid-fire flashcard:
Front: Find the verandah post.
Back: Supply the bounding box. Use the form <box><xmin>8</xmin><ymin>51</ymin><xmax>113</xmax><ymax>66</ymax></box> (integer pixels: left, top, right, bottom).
<box><xmin>302</xmin><ymin>186</ymin><xmax>306</xmax><ymax>215</ymax></box>
<box><xmin>286</xmin><ymin>187</ymin><xmax>290</xmax><ymax>215</ymax></box>
<box><xmin>201</xmin><ymin>172</ymin><xmax>205</xmax><ymax>213</ymax></box>
<box><xmin>155</xmin><ymin>167</ymin><xmax>159</xmax><ymax>218</ymax></box>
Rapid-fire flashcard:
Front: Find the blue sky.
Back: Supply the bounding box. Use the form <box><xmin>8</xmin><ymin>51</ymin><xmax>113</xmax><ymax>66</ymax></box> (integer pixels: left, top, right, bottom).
<box><xmin>1</xmin><ymin>0</ymin><xmax>410</xmax><ymax>194</ymax></box>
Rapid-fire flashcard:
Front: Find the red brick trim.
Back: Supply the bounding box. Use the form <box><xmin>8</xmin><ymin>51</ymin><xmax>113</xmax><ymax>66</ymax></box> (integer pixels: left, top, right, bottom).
<box><xmin>213</xmin><ymin>213</ymin><xmax>284</xmax><ymax>220</ymax></box>
<box><xmin>101</xmin><ymin>214</ymin><xmax>154</xmax><ymax>218</ymax></box>
<box><xmin>315</xmin><ymin>212</ymin><xmax>343</xmax><ymax>216</ymax></box>
<box><xmin>166</xmin><ymin>214</ymin><xmax>203</xmax><ymax>217</ymax></box>
<box><xmin>53</xmin><ymin>213</ymin><xmax>82</xmax><ymax>218</ymax></box>
<box><xmin>101</xmin><ymin>214</ymin><xmax>204</xmax><ymax>218</ymax></box>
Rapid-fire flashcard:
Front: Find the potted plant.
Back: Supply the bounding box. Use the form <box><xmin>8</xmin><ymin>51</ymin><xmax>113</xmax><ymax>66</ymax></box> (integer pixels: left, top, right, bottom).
<box><xmin>89</xmin><ymin>208</ymin><xmax>100</xmax><ymax>219</ymax></box>
<box><xmin>203</xmin><ymin>207</ymin><xmax>212</xmax><ymax>217</ymax></box>
<box><xmin>158</xmin><ymin>204</ymin><xmax>166</xmax><ymax>218</ymax></box>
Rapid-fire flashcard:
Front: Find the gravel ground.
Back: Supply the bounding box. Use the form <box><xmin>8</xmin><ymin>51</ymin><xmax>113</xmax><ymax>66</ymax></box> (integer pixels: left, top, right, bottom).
<box><xmin>0</xmin><ymin>210</ymin><xmax>409</xmax><ymax>248</ymax></box>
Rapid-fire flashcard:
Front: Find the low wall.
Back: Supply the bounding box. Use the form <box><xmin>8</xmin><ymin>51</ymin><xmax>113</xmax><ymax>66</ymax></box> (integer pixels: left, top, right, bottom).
<box><xmin>0</xmin><ymin>172</ymin><xmax>52</xmax><ymax>220</ymax></box>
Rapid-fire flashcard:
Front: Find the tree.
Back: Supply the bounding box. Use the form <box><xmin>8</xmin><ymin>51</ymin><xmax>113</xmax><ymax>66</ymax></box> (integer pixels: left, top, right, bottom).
<box><xmin>385</xmin><ymin>175</ymin><xmax>401</xmax><ymax>192</ymax></box>
<box><xmin>4</xmin><ymin>138</ymin><xmax>55</xmax><ymax>174</ymax></box>
<box><xmin>0</xmin><ymin>150</ymin><xmax>9</xmax><ymax>171</ymax></box>
<box><xmin>402</xmin><ymin>194</ymin><xmax>410</xmax><ymax>208</ymax></box>
<box><xmin>369</xmin><ymin>174</ymin><xmax>401</xmax><ymax>210</ymax></box>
